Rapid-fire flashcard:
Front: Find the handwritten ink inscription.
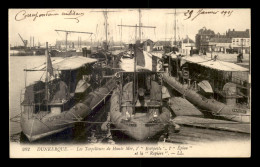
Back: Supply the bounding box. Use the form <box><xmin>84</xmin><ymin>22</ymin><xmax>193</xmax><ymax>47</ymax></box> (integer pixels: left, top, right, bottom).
<box><xmin>184</xmin><ymin>9</ymin><xmax>233</xmax><ymax>21</ymax></box>
<box><xmin>15</xmin><ymin>10</ymin><xmax>84</xmax><ymax>23</ymax></box>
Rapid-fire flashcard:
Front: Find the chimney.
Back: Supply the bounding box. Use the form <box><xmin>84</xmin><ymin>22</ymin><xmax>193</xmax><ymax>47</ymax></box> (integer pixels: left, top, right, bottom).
<box><xmin>233</xmin><ymin>29</ymin><xmax>235</xmax><ymax>31</ymax></box>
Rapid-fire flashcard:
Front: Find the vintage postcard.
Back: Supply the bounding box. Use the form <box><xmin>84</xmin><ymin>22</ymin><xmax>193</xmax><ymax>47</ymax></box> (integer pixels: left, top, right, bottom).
<box><xmin>9</xmin><ymin>8</ymin><xmax>251</xmax><ymax>158</ymax></box>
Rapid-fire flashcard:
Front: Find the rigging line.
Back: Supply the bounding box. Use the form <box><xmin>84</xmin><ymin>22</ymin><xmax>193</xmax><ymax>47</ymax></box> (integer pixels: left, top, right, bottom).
<box><xmin>154</xmin><ymin>28</ymin><xmax>156</xmax><ymax>39</ymax></box>
<box><xmin>69</xmin><ymin>112</ymin><xmax>82</xmax><ymax>121</ymax></box>
<box><xmin>34</xmin><ymin>116</ymin><xmax>51</xmax><ymax>129</ymax></box>
<box><xmin>10</xmin><ymin>113</ymin><xmax>21</xmax><ymax>123</ymax></box>
<box><xmin>56</xmin><ymin>31</ymin><xmax>61</xmax><ymax>37</ymax></box>
<box><xmin>39</xmin><ymin>70</ymin><xmax>46</xmax><ymax>81</ymax></box>
<box><xmin>28</xmin><ymin>59</ymin><xmax>58</xmax><ymax>71</ymax></box>
<box><xmin>29</xmin><ymin>118</ymin><xmax>35</xmax><ymax>139</ymax></box>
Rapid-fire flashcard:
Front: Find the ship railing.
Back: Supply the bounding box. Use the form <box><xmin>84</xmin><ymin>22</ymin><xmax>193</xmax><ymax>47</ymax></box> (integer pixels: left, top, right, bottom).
<box><xmin>231</xmin><ymin>76</ymin><xmax>250</xmax><ymax>89</ymax></box>
<box><xmin>10</xmin><ymin>113</ymin><xmax>21</xmax><ymax>123</ymax></box>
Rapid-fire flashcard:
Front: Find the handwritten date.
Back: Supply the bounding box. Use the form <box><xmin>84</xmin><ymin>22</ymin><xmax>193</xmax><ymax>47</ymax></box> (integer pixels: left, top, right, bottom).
<box><xmin>184</xmin><ymin>9</ymin><xmax>233</xmax><ymax>21</ymax></box>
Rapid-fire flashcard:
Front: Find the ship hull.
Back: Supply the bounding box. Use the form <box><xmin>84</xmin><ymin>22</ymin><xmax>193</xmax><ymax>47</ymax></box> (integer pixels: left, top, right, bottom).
<box><xmin>21</xmin><ymin>78</ymin><xmax>116</xmax><ymax>142</ymax></box>
<box><xmin>162</xmin><ymin>72</ymin><xmax>250</xmax><ymax>123</ymax></box>
<box><xmin>10</xmin><ymin>48</ymin><xmax>46</xmax><ymax>56</ymax></box>
<box><xmin>50</xmin><ymin>51</ymin><xmax>83</xmax><ymax>57</ymax></box>
<box><xmin>110</xmin><ymin>89</ymin><xmax>171</xmax><ymax>141</ymax></box>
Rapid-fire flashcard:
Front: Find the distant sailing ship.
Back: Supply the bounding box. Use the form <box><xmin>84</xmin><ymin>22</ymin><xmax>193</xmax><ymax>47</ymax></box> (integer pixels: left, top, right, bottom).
<box><xmin>20</xmin><ymin>42</ymin><xmax>117</xmax><ymax>142</ymax></box>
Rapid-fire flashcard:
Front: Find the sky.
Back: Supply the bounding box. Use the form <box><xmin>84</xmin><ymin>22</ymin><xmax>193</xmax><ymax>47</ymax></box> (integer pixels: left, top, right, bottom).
<box><xmin>8</xmin><ymin>8</ymin><xmax>250</xmax><ymax>47</ymax></box>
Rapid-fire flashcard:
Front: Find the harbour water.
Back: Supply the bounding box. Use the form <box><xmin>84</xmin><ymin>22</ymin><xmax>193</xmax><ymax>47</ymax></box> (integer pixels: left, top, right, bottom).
<box><xmin>9</xmin><ymin>56</ymin><xmax>47</xmax><ymax>135</ymax></box>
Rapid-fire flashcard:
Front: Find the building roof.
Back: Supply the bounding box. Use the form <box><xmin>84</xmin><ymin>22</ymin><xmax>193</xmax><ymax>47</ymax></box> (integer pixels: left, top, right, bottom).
<box><xmin>197</xmin><ymin>28</ymin><xmax>215</xmax><ymax>35</ymax></box>
<box><xmin>209</xmin><ymin>37</ymin><xmax>232</xmax><ymax>43</ymax></box>
<box><xmin>154</xmin><ymin>41</ymin><xmax>171</xmax><ymax>46</ymax></box>
<box><xmin>226</xmin><ymin>29</ymin><xmax>250</xmax><ymax>38</ymax></box>
<box><xmin>182</xmin><ymin>37</ymin><xmax>195</xmax><ymax>43</ymax></box>
<box><xmin>141</xmin><ymin>39</ymin><xmax>154</xmax><ymax>44</ymax></box>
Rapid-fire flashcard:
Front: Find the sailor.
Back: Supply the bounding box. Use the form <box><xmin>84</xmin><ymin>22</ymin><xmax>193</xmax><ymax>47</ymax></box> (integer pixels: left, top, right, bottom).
<box><xmin>153</xmin><ymin>109</ymin><xmax>158</xmax><ymax>118</ymax></box>
<box><xmin>51</xmin><ymin>80</ymin><xmax>69</xmax><ymax>103</ymax></box>
<box><xmin>150</xmin><ymin>78</ymin><xmax>161</xmax><ymax>102</ymax></box>
<box><xmin>213</xmin><ymin>55</ymin><xmax>218</xmax><ymax>61</ymax></box>
<box><xmin>125</xmin><ymin>110</ymin><xmax>131</xmax><ymax>120</ymax></box>
<box><xmin>90</xmin><ymin>73</ymin><xmax>100</xmax><ymax>89</ymax></box>
<box><xmin>237</xmin><ymin>53</ymin><xmax>243</xmax><ymax>63</ymax></box>
<box><xmin>136</xmin><ymin>87</ymin><xmax>145</xmax><ymax>107</ymax></box>
<box><xmin>146</xmin><ymin>75</ymin><xmax>151</xmax><ymax>91</ymax></box>
<box><xmin>162</xmin><ymin>86</ymin><xmax>171</xmax><ymax>99</ymax></box>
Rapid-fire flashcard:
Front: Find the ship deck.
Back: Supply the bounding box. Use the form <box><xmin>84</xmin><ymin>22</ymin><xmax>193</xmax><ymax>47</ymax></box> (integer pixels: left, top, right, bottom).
<box><xmin>165</xmin><ymin>125</ymin><xmax>250</xmax><ymax>144</ymax></box>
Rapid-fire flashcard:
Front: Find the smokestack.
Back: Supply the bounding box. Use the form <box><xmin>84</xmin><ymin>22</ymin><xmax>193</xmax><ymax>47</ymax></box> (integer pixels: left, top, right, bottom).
<box><xmin>33</xmin><ymin>37</ymin><xmax>34</xmax><ymax>47</ymax></box>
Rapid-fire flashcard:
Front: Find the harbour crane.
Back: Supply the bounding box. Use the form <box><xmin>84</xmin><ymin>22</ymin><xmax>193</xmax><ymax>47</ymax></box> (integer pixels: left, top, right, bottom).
<box><xmin>18</xmin><ymin>33</ymin><xmax>28</xmax><ymax>47</ymax></box>
<box><xmin>54</xmin><ymin>30</ymin><xmax>93</xmax><ymax>57</ymax></box>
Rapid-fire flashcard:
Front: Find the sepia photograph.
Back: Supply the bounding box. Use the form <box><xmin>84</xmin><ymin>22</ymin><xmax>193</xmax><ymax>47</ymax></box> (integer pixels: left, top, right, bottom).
<box><xmin>9</xmin><ymin>8</ymin><xmax>251</xmax><ymax>158</ymax></box>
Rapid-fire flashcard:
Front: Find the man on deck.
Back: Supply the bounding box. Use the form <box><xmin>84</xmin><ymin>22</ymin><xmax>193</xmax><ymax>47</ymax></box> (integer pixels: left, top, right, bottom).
<box><xmin>51</xmin><ymin>81</ymin><xmax>70</xmax><ymax>103</ymax></box>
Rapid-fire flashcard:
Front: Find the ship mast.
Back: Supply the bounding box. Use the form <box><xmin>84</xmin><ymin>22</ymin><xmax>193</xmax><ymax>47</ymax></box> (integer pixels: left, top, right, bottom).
<box><xmin>120</xmin><ymin>19</ymin><xmax>123</xmax><ymax>48</ymax></box>
<box><xmin>45</xmin><ymin>42</ymin><xmax>49</xmax><ymax>103</ymax></box>
<box><xmin>104</xmin><ymin>10</ymin><xmax>108</xmax><ymax>50</ymax></box>
<box><xmin>91</xmin><ymin>9</ymin><xmax>120</xmax><ymax>51</ymax></box>
<box><xmin>175</xmin><ymin>9</ymin><xmax>176</xmax><ymax>48</ymax></box>
<box><xmin>118</xmin><ymin>9</ymin><xmax>156</xmax><ymax>114</ymax></box>
<box><xmin>91</xmin><ymin>9</ymin><xmax>120</xmax><ymax>66</ymax></box>
<box><xmin>139</xmin><ymin>9</ymin><xmax>142</xmax><ymax>42</ymax></box>
<box><xmin>55</xmin><ymin>30</ymin><xmax>93</xmax><ymax>57</ymax></box>
<box><xmin>118</xmin><ymin>24</ymin><xmax>156</xmax><ymax>44</ymax></box>
<box><xmin>166</xmin><ymin>9</ymin><xmax>184</xmax><ymax>77</ymax></box>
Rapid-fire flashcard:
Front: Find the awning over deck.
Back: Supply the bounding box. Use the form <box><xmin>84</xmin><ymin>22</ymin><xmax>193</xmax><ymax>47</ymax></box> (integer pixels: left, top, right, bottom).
<box><xmin>26</xmin><ymin>56</ymin><xmax>98</xmax><ymax>71</ymax></box>
<box><xmin>181</xmin><ymin>55</ymin><xmax>249</xmax><ymax>72</ymax></box>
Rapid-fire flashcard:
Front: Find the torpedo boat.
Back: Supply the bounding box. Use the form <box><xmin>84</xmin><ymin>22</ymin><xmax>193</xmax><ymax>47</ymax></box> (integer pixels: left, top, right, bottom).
<box><xmin>161</xmin><ymin>51</ymin><xmax>250</xmax><ymax>123</ymax></box>
<box><xmin>110</xmin><ymin>44</ymin><xmax>172</xmax><ymax>141</ymax></box>
<box><xmin>20</xmin><ymin>43</ymin><xmax>117</xmax><ymax>142</ymax></box>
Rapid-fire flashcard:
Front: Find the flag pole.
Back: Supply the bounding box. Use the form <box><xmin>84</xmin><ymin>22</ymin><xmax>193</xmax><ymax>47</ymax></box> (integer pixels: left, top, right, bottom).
<box><xmin>133</xmin><ymin>44</ymin><xmax>136</xmax><ymax>115</ymax></box>
<box><xmin>45</xmin><ymin>42</ymin><xmax>49</xmax><ymax>103</ymax></box>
